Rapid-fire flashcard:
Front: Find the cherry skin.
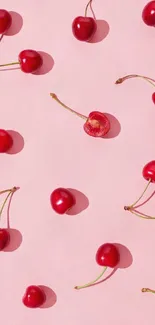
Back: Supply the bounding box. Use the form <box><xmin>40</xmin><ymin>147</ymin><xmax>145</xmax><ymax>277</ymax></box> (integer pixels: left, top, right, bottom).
<box><xmin>142</xmin><ymin>160</ymin><xmax>155</xmax><ymax>182</ymax></box>
<box><xmin>72</xmin><ymin>16</ymin><xmax>97</xmax><ymax>41</ymax></box>
<box><xmin>152</xmin><ymin>92</ymin><xmax>155</xmax><ymax>103</ymax></box>
<box><xmin>18</xmin><ymin>50</ymin><xmax>43</xmax><ymax>73</ymax></box>
<box><xmin>84</xmin><ymin>111</ymin><xmax>110</xmax><ymax>137</ymax></box>
<box><xmin>96</xmin><ymin>243</ymin><xmax>120</xmax><ymax>267</ymax></box>
<box><xmin>0</xmin><ymin>129</ymin><xmax>13</xmax><ymax>153</ymax></box>
<box><xmin>142</xmin><ymin>1</ymin><xmax>155</xmax><ymax>26</ymax></box>
<box><xmin>22</xmin><ymin>286</ymin><xmax>46</xmax><ymax>308</ymax></box>
<box><xmin>0</xmin><ymin>229</ymin><xmax>10</xmax><ymax>250</ymax></box>
<box><xmin>0</xmin><ymin>9</ymin><xmax>12</xmax><ymax>34</ymax></box>
<box><xmin>50</xmin><ymin>188</ymin><xmax>75</xmax><ymax>214</ymax></box>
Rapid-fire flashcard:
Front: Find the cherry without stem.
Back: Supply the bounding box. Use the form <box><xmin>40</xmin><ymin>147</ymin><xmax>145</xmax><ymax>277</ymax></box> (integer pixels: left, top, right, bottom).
<box><xmin>50</xmin><ymin>188</ymin><xmax>75</xmax><ymax>214</ymax></box>
<box><xmin>142</xmin><ymin>1</ymin><xmax>155</xmax><ymax>26</ymax></box>
<box><xmin>22</xmin><ymin>285</ymin><xmax>46</xmax><ymax>308</ymax></box>
<box><xmin>0</xmin><ymin>187</ymin><xmax>17</xmax><ymax>250</ymax></box>
<box><xmin>0</xmin><ymin>129</ymin><xmax>13</xmax><ymax>153</ymax></box>
<box><xmin>115</xmin><ymin>74</ymin><xmax>155</xmax><ymax>104</ymax></box>
<box><xmin>0</xmin><ymin>9</ymin><xmax>12</xmax><ymax>34</ymax></box>
<box><xmin>124</xmin><ymin>160</ymin><xmax>155</xmax><ymax>219</ymax></box>
<box><xmin>0</xmin><ymin>49</ymin><xmax>43</xmax><ymax>73</ymax></box>
<box><xmin>50</xmin><ymin>93</ymin><xmax>110</xmax><ymax>138</ymax></box>
<box><xmin>75</xmin><ymin>243</ymin><xmax>120</xmax><ymax>290</ymax></box>
<box><xmin>72</xmin><ymin>0</ymin><xmax>97</xmax><ymax>42</ymax></box>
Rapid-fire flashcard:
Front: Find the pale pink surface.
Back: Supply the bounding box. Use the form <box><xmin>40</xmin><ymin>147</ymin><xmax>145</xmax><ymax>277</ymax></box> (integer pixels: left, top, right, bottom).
<box><xmin>1</xmin><ymin>0</ymin><xmax>155</xmax><ymax>324</ymax></box>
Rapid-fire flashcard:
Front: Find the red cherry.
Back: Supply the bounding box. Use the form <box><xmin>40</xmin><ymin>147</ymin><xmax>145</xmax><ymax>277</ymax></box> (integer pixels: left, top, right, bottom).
<box><xmin>72</xmin><ymin>16</ymin><xmax>97</xmax><ymax>41</ymax></box>
<box><xmin>0</xmin><ymin>229</ymin><xmax>10</xmax><ymax>250</ymax></box>
<box><xmin>50</xmin><ymin>93</ymin><xmax>110</xmax><ymax>138</ymax></box>
<box><xmin>142</xmin><ymin>1</ymin><xmax>155</xmax><ymax>26</ymax></box>
<box><xmin>152</xmin><ymin>92</ymin><xmax>155</xmax><ymax>103</ymax></box>
<box><xmin>75</xmin><ymin>243</ymin><xmax>119</xmax><ymax>290</ymax></box>
<box><xmin>0</xmin><ymin>129</ymin><xmax>13</xmax><ymax>153</ymax></box>
<box><xmin>0</xmin><ymin>49</ymin><xmax>43</xmax><ymax>73</ymax></box>
<box><xmin>22</xmin><ymin>286</ymin><xmax>46</xmax><ymax>308</ymax></box>
<box><xmin>50</xmin><ymin>188</ymin><xmax>75</xmax><ymax>214</ymax></box>
<box><xmin>142</xmin><ymin>160</ymin><xmax>155</xmax><ymax>182</ymax></box>
<box><xmin>18</xmin><ymin>50</ymin><xmax>43</xmax><ymax>73</ymax></box>
<box><xmin>0</xmin><ymin>9</ymin><xmax>12</xmax><ymax>34</ymax></box>
<box><xmin>96</xmin><ymin>243</ymin><xmax>120</xmax><ymax>268</ymax></box>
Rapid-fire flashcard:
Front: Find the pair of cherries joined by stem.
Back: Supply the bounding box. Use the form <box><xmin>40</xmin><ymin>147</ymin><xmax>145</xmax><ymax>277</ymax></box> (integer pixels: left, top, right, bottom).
<box><xmin>116</xmin><ymin>74</ymin><xmax>155</xmax><ymax>104</ymax></box>
<box><xmin>50</xmin><ymin>93</ymin><xmax>110</xmax><ymax>138</ymax></box>
<box><xmin>72</xmin><ymin>0</ymin><xmax>97</xmax><ymax>42</ymax></box>
<box><xmin>0</xmin><ymin>186</ymin><xmax>17</xmax><ymax>250</ymax></box>
<box><xmin>124</xmin><ymin>161</ymin><xmax>155</xmax><ymax>219</ymax></box>
<box><xmin>75</xmin><ymin>243</ymin><xmax>120</xmax><ymax>290</ymax></box>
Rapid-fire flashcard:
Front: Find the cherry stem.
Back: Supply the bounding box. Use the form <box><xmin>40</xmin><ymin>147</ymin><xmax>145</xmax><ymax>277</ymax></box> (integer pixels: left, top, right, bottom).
<box><xmin>0</xmin><ymin>187</ymin><xmax>17</xmax><ymax>219</ymax></box>
<box><xmin>129</xmin><ymin>209</ymin><xmax>155</xmax><ymax>220</ymax></box>
<box><xmin>142</xmin><ymin>288</ymin><xmax>155</xmax><ymax>294</ymax></box>
<box><xmin>50</xmin><ymin>93</ymin><xmax>87</xmax><ymax>120</ymax></box>
<box><xmin>85</xmin><ymin>0</ymin><xmax>93</xmax><ymax>17</ymax></box>
<box><xmin>74</xmin><ymin>266</ymin><xmax>107</xmax><ymax>290</ymax></box>
<box><xmin>115</xmin><ymin>74</ymin><xmax>155</xmax><ymax>88</ymax></box>
<box><xmin>0</xmin><ymin>62</ymin><xmax>19</xmax><ymax>68</ymax></box>
<box><xmin>124</xmin><ymin>179</ymin><xmax>151</xmax><ymax>211</ymax></box>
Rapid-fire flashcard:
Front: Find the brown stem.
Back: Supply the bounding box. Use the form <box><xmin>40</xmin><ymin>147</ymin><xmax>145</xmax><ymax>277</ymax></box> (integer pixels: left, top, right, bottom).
<box><xmin>0</xmin><ymin>187</ymin><xmax>17</xmax><ymax>220</ymax></box>
<box><xmin>115</xmin><ymin>74</ymin><xmax>155</xmax><ymax>88</ymax></box>
<box><xmin>142</xmin><ymin>288</ymin><xmax>155</xmax><ymax>294</ymax></box>
<box><xmin>124</xmin><ymin>179</ymin><xmax>151</xmax><ymax>211</ymax></box>
<box><xmin>85</xmin><ymin>0</ymin><xmax>93</xmax><ymax>17</ymax></box>
<box><xmin>50</xmin><ymin>93</ymin><xmax>87</xmax><ymax>120</ymax></box>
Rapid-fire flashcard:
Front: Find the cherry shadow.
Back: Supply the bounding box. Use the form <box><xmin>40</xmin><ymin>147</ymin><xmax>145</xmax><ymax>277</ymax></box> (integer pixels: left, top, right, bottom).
<box><xmin>39</xmin><ymin>286</ymin><xmax>57</xmax><ymax>309</ymax></box>
<box><xmin>3</xmin><ymin>229</ymin><xmax>22</xmax><ymax>252</ymax></box>
<box><xmin>104</xmin><ymin>113</ymin><xmax>121</xmax><ymax>139</ymax></box>
<box><xmin>33</xmin><ymin>51</ymin><xmax>54</xmax><ymax>75</ymax></box>
<box><xmin>66</xmin><ymin>189</ymin><xmax>89</xmax><ymax>215</ymax></box>
<box><xmin>6</xmin><ymin>130</ymin><xmax>24</xmax><ymax>155</ymax></box>
<box><xmin>5</xmin><ymin>12</ymin><xmax>23</xmax><ymax>36</ymax></box>
<box><xmin>90</xmin><ymin>20</ymin><xmax>110</xmax><ymax>43</ymax></box>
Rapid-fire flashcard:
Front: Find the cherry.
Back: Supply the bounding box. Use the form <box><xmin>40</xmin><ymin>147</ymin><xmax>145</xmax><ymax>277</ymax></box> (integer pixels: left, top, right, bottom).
<box><xmin>72</xmin><ymin>0</ymin><xmax>97</xmax><ymax>41</ymax></box>
<box><xmin>75</xmin><ymin>243</ymin><xmax>120</xmax><ymax>290</ymax></box>
<box><xmin>142</xmin><ymin>1</ymin><xmax>155</xmax><ymax>26</ymax></box>
<box><xmin>124</xmin><ymin>161</ymin><xmax>155</xmax><ymax>219</ymax></box>
<box><xmin>0</xmin><ymin>9</ymin><xmax>12</xmax><ymax>34</ymax></box>
<box><xmin>0</xmin><ymin>49</ymin><xmax>43</xmax><ymax>73</ymax></box>
<box><xmin>115</xmin><ymin>74</ymin><xmax>155</xmax><ymax>104</ymax></box>
<box><xmin>50</xmin><ymin>93</ymin><xmax>110</xmax><ymax>138</ymax></box>
<box><xmin>22</xmin><ymin>286</ymin><xmax>46</xmax><ymax>308</ymax></box>
<box><xmin>50</xmin><ymin>188</ymin><xmax>75</xmax><ymax>214</ymax></box>
<box><xmin>0</xmin><ymin>129</ymin><xmax>13</xmax><ymax>152</ymax></box>
<box><xmin>0</xmin><ymin>229</ymin><xmax>10</xmax><ymax>250</ymax></box>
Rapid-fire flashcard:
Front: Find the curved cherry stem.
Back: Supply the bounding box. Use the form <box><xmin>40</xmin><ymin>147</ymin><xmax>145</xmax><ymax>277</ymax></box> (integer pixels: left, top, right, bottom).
<box><xmin>0</xmin><ymin>187</ymin><xmax>17</xmax><ymax>219</ymax></box>
<box><xmin>0</xmin><ymin>61</ymin><xmax>19</xmax><ymax>68</ymax></box>
<box><xmin>50</xmin><ymin>93</ymin><xmax>87</xmax><ymax>120</ymax></box>
<box><xmin>115</xmin><ymin>74</ymin><xmax>155</xmax><ymax>88</ymax></box>
<box><xmin>142</xmin><ymin>288</ymin><xmax>155</xmax><ymax>294</ymax></box>
<box><xmin>85</xmin><ymin>0</ymin><xmax>93</xmax><ymax>17</ymax></box>
<box><xmin>74</xmin><ymin>266</ymin><xmax>107</xmax><ymax>290</ymax></box>
<box><xmin>124</xmin><ymin>179</ymin><xmax>151</xmax><ymax>211</ymax></box>
<box><xmin>129</xmin><ymin>208</ymin><xmax>155</xmax><ymax>220</ymax></box>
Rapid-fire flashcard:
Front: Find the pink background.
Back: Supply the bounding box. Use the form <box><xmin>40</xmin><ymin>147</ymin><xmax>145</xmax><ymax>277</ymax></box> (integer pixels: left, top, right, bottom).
<box><xmin>1</xmin><ymin>0</ymin><xmax>155</xmax><ymax>324</ymax></box>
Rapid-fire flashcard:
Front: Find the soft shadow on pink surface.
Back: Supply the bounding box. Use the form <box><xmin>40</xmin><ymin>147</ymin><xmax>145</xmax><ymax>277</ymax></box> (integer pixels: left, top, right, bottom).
<box><xmin>87</xmin><ymin>244</ymin><xmax>133</xmax><ymax>288</ymax></box>
<box><xmin>33</xmin><ymin>51</ymin><xmax>54</xmax><ymax>75</ymax></box>
<box><xmin>3</xmin><ymin>187</ymin><xmax>22</xmax><ymax>252</ymax></box>
<box><xmin>39</xmin><ymin>286</ymin><xmax>57</xmax><ymax>309</ymax></box>
<box><xmin>6</xmin><ymin>130</ymin><xmax>24</xmax><ymax>155</ymax></box>
<box><xmin>90</xmin><ymin>20</ymin><xmax>110</xmax><ymax>43</ymax></box>
<box><xmin>104</xmin><ymin>113</ymin><xmax>121</xmax><ymax>139</ymax></box>
<box><xmin>5</xmin><ymin>12</ymin><xmax>23</xmax><ymax>36</ymax></box>
<box><xmin>66</xmin><ymin>189</ymin><xmax>89</xmax><ymax>215</ymax></box>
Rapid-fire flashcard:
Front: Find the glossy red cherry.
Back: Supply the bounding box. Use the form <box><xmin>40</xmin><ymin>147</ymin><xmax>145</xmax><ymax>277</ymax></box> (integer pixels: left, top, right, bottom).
<box><xmin>50</xmin><ymin>188</ymin><xmax>75</xmax><ymax>214</ymax></box>
<box><xmin>0</xmin><ymin>9</ymin><xmax>12</xmax><ymax>34</ymax></box>
<box><xmin>0</xmin><ymin>50</ymin><xmax>43</xmax><ymax>73</ymax></box>
<box><xmin>0</xmin><ymin>229</ymin><xmax>10</xmax><ymax>250</ymax></box>
<box><xmin>152</xmin><ymin>92</ymin><xmax>155</xmax><ymax>104</ymax></box>
<box><xmin>96</xmin><ymin>243</ymin><xmax>120</xmax><ymax>267</ymax></box>
<box><xmin>75</xmin><ymin>243</ymin><xmax>119</xmax><ymax>290</ymax></box>
<box><xmin>142</xmin><ymin>1</ymin><xmax>155</xmax><ymax>26</ymax></box>
<box><xmin>0</xmin><ymin>129</ymin><xmax>13</xmax><ymax>152</ymax></box>
<box><xmin>50</xmin><ymin>93</ymin><xmax>110</xmax><ymax>138</ymax></box>
<box><xmin>143</xmin><ymin>160</ymin><xmax>155</xmax><ymax>182</ymax></box>
<box><xmin>72</xmin><ymin>16</ymin><xmax>96</xmax><ymax>41</ymax></box>
<box><xmin>22</xmin><ymin>286</ymin><xmax>46</xmax><ymax>308</ymax></box>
